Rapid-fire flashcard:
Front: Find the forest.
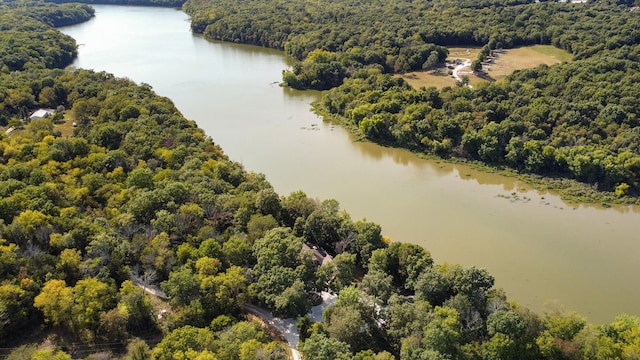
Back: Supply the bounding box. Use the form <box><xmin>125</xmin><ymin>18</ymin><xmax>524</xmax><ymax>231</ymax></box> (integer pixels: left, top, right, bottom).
<box><xmin>2</xmin><ymin>0</ymin><xmax>94</xmax><ymax>27</ymax></box>
<box><xmin>45</xmin><ymin>0</ymin><xmax>186</xmax><ymax>7</ymax></box>
<box><xmin>183</xmin><ymin>0</ymin><xmax>640</xmax><ymax>202</ymax></box>
<box><xmin>2</xmin><ymin>1</ymin><xmax>640</xmax><ymax>360</ymax></box>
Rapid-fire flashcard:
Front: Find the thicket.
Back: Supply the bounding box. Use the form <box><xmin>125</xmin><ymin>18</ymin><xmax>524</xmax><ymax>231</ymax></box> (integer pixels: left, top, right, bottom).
<box><xmin>2</xmin><ymin>0</ymin><xmax>95</xmax><ymax>27</ymax></box>
<box><xmin>47</xmin><ymin>0</ymin><xmax>186</xmax><ymax>7</ymax></box>
<box><xmin>183</xmin><ymin>0</ymin><xmax>640</xmax><ymax>200</ymax></box>
<box><xmin>2</xmin><ymin>2</ymin><xmax>640</xmax><ymax>359</ymax></box>
<box><xmin>320</xmin><ymin>58</ymin><xmax>640</xmax><ymax>198</ymax></box>
<box><xmin>0</xmin><ymin>11</ymin><xmax>78</xmax><ymax>72</ymax></box>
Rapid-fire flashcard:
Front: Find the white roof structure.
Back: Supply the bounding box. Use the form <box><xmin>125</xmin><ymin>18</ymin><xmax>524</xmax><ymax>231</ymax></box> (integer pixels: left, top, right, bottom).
<box><xmin>29</xmin><ymin>109</ymin><xmax>53</xmax><ymax>120</ymax></box>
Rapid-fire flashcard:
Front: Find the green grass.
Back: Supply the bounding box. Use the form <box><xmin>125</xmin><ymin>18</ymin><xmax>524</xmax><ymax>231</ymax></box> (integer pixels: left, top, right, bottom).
<box><xmin>528</xmin><ymin>44</ymin><xmax>573</xmax><ymax>62</ymax></box>
<box><xmin>398</xmin><ymin>70</ymin><xmax>456</xmax><ymax>89</ymax></box>
<box><xmin>53</xmin><ymin>116</ymin><xmax>76</xmax><ymax>137</ymax></box>
<box><xmin>447</xmin><ymin>46</ymin><xmax>482</xmax><ymax>60</ymax></box>
<box><xmin>487</xmin><ymin>45</ymin><xmax>571</xmax><ymax>81</ymax></box>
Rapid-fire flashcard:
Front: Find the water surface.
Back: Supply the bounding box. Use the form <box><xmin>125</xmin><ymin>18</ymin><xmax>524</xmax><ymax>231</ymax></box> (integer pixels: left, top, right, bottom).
<box><xmin>61</xmin><ymin>6</ymin><xmax>640</xmax><ymax>323</ymax></box>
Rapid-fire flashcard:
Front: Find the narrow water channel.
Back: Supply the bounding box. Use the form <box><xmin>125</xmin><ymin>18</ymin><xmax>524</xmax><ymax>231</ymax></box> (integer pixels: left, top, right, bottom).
<box><xmin>60</xmin><ymin>5</ymin><xmax>640</xmax><ymax>323</ymax></box>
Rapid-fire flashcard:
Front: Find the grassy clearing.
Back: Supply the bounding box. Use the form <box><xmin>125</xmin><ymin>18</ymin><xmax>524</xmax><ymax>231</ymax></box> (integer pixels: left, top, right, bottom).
<box><xmin>447</xmin><ymin>46</ymin><xmax>482</xmax><ymax>60</ymax></box>
<box><xmin>527</xmin><ymin>44</ymin><xmax>573</xmax><ymax>62</ymax></box>
<box><xmin>54</xmin><ymin>116</ymin><xmax>76</xmax><ymax>137</ymax></box>
<box><xmin>487</xmin><ymin>45</ymin><xmax>571</xmax><ymax>81</ymax></box>
<box><xmin>399</xmin><ymin>45</ymin><xmax>571</xmax><ymax>89</ymax></box>
<box><xmin>398</xmin><ymin>70</ymin><xmax>455</xmax><ymax>89</ymax></box>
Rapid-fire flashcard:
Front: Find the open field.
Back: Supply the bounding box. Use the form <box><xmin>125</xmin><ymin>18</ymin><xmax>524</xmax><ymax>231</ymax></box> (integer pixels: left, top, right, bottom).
<box><xmin>54</xmin><ymin>116</ymin><xmax>76</xmax><ymax>137</ymax></box>
<box><xmin>399</xmin><ymin>45</ymin><xmax>572</xmax><ymax>89</ymax></box>
<box><xmin>400</xmin><ymin>70</ymin><xmax>455</xmax><ymax>88</ymax></box>
<box><xmin>448</xmin><ymin>46</ymin><xmax>482</xmax><ymax>60</ymax></box>
<box><xmin>487</xmin><ymin>45</ymin><xmax>572</xmax><ymax>81</ymax></box>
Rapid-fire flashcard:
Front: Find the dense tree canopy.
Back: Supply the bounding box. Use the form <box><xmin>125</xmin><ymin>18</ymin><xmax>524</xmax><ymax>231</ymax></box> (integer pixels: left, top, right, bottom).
<box><xmin>48</xmin><ymin>0</ymin><xmax>187</xmax><ymax>7</ymax></box>
<box><xmin>3</xmin><ymin>0</ymin><xmax>95</xmax><ymax>27</ymax></box>
<box><xmin>2</xmin><ymin>1</ymin><xmax>640</xmax><ymax>359</ymax></box>
<box><xmin>183</xmin><ymin>0</ymin><xmax>640</xmax><ymax>201</ymax></box>
<box><xmin>320</xmin><ymin>61</ymin><xmax>640</xmax><ymax>198</ymax></box>
<box><xmin>0</xmin><ymin>11</ymin><xmax>78</xmax><ymax>72</ymax></box>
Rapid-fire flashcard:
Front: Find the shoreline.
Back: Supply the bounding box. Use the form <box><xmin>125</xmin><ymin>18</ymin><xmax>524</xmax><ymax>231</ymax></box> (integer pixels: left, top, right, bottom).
<box><xmin>313</xmin><ymin>103</ymin><xmax>640</xmax><ymax>208</ymax></box>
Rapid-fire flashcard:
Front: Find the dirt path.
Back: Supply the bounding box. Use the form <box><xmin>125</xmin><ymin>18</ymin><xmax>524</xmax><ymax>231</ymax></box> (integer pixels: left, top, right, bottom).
<box><xmin>452</xmin><ymin>59</ymin><xmax>473</xmax><ymax>88</ymax></box>
<box><xmin>132</xmin><ymin>279</ymin><xmax>168</xmax><ymax>299</ymax></box>
<box><xmin>244</xmin><ymin>292</ymin><xmax>337</xmax><ymax>360</ymax></box>
<box><xmin>133</xmin><ymin>277</ymin><xmax>336</xmax><ymax>360</ymax></box>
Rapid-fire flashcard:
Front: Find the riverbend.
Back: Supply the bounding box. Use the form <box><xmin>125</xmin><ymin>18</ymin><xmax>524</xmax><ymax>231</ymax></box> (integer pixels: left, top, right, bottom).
<box><xmin>61</xmin><ymin>5</ymin><xmax>640</xmax><ymax>323</ymax></box>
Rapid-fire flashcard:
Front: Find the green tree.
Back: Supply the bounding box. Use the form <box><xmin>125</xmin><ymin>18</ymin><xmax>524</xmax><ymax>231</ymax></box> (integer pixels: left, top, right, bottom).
<box><xmin>297</xmin><ymin>316</ymin><xmax>312</xmax><ymax>342</ymax></box>
<box><xmin>141</xmin><ymin>232</ymin><xmax>176</xmax><ymax>280</ymax></box>
<box><xmin>249</xmin><ymin>266</ymin><xmax>299</xmax><ymax>314</ymax></box>
<box><xmin>359</xmin><ymin>270</ymin><xmax>394</xmax><ymax>305</ymax></box>
<box><xmin>222</xmin><ymin>234</ymin><xmax>252</xmax><ymax>267</ymax></box>
<box><xmin>127</xmin><ymin>167</ymin><xmax>155</xmax><ymax>189</ymax></box>
<box><xmin>31</xmin><ymin>349</ymin><xmax>72</xmax><ymax>360</ymax></box>
<box><xmin>303</xmin><ymin>199</ymin><xmax>341</xmax><ymax>249</ymax></box>
<box><xmin>272</xmin><ymin>279</ymin><xmax>310</xmax><ymax>318</ymax></box>
<box><xmin>123</xmin><ymin>338</ymin><xmax>152</xmax><ymax>360</ymax></box>
<box><xmin>33</xmin><ymin>279</ymin><xmax>73</xmax><ymax>328</ymax></box>
<box><xmin>91</xmin><ymin>123</ymin><xmax>122</xmax><ymax>149</ymax></box>
<box><xmin>0</xmin><ymin>284</ymin><xmax>32</xmax><ymax>338</ymax></box>
<box><xmin>151</xmin><ymin>325</ymin><xmax>215</xmax><ymax>360</ymax></box>
<box><xmin>414</xmin><ymin>266</ymin><xmax>453</xmax><ymax>306</ymax></box>
<box><xmin>316</xmin><ymin>252</ymin><xmax>356</xmax><ymax>292</ymax></box>
<box><xmin>423</xmin><ymin>51</ymin><xmax>442</xmax><ymax>70</ymax></box>
<box><xmin>300</xmin><ymin>332</ymin><xmax>351</xmax><ymax>360</ymax></box>
<box><xmin>200</xmin><ymin>265</ymin><xmax>248</xmax><ymax>317</ymax></box>
<box><xmin>247</xmin><ymin>214</ymin><xmax>279</xmax><ymax>242</ymax></box>
<box><xmin>97</xmin><ymin>307</ymin><xmax>129</xmax><ymax>344</ymax></box>
<box><xmin>71</xmin><ymin>277</ymin><xmax>116</xmax><ymax>339</ymax></box>
<box><xmin>118</xmin><ymin>280</ymin><xmax>154</xmax><ymax>331</ymax></box>
<box><xmin>56</xmin><ymin>248</ymin><xmax>82</xmax><ymax>283</ymax></box>
<box><xmin>161</xmin><ymin>266</ymin><xmax>201</xmax><ymax>307</ymax></box>
<box><xmin>353</xmin><ymin>350</ymin><xmax>396</xmax><ymax>360</ymax></box>
<box><xmin>281</xmin><ymin>191</ymin><xmax>317</xmax><ymax>228</ymax></box>
<box><xmin>214</xmin><ymin>321</ymin><xmax>270</xmax><ymax>360</ymax></box>
<box><xmin>471</xmin><ymin>59</ymin><xmax>483</xmax><ymax>73</ymax></box>
<box><xmin>352</xmin><ymin>220</ymin><xmax>386</xmax><ymax>269</ymax></box>
<box><xmin>239</xmin><ymin>339</ymin><xmax>287</xmax><ymax>360</ymax></box>
<box><xmin>536</xmin><ymin>310</ymin><xmax>586</xmax><ymax>359</ymax></box>
<box><xmin>253</xmin><ymin>227</ymin><xmax>303</xmax><ymax>274</ymax></box>
<box><xmin>324</xmin><ymin>286</ymin><xmax>381</xmax><ymax>352</ymax></box>
<box><xmin>254</xmin><ymin>188</ymin><xmax>281</xmax><ymax>218</ymax></box>
<box><xmin>421</xmin><ymin>306</ymin><xmax>462</xmax><ymax>357</ymax></box>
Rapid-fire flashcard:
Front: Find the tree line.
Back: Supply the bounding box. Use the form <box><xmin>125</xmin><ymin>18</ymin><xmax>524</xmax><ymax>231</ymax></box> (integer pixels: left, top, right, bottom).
<box><xmin>183</xmin><ymin>0</ymin><xmax>640</xmax><ymax>201</ymax></box>
<box><xmin>0</xmin><ymin>10</ymin><xmax>79</xmax><ymax>73</ymax></box>
<box><xmin>47</xmin><ymin>0</ymin><xmax>187</xmax><ymax>8</ymax></box>
<box><xmin>319</xmin><ymin>59</ymin><xmax>640</xmax><ymax>200</ymax></box>
<box><xmin>2</xmin><ymin>2</ymin><xmax>640</xmax><ymax>359</ymax></box>
<box><xmin>2</xmin><ymin>0</ymin><xmax>95</xmax><ymax>27</ymax></box>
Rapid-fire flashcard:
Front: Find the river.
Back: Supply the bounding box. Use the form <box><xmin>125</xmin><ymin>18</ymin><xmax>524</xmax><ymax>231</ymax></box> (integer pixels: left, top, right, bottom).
<box><xmin>60</xmin><ymin>5</ymin><xmax>640</xmax><ymax>324</ymax></box>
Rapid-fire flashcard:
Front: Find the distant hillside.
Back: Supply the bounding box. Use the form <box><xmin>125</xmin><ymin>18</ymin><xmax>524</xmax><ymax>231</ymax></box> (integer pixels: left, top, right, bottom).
<box><xmin>46</xmin><ymin>0</ymin><xmax>186</xmax><ymax>7</ymax></box>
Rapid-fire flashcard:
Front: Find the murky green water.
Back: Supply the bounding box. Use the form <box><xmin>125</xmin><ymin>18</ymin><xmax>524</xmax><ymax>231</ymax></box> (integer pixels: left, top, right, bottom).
<box><xmin>61</xmin><ymin>5</ymin><xmax>640</xmax><ymax>323</ymax></box>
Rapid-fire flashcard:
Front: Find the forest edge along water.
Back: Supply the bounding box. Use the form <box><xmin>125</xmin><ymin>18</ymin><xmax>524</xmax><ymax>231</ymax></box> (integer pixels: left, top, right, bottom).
<box><xmin>60</xmin><ymin>5</ymin><xmax>640</xmax><ymax>324</ymax></box>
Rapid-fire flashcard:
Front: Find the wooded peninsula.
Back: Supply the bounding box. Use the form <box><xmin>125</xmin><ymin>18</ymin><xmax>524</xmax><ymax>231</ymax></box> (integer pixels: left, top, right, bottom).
<box><xmin>1</xmin><ymin>0</ymin><xmax>640</xmax><ymax>359</ymax></box>
<box><xmin>185</xmin><ymin>0</ymin><xmax>640</xmax><ymax>204</ymax></box>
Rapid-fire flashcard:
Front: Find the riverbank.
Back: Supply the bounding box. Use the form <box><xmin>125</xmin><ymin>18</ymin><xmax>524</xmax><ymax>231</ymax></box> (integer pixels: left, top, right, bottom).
<box><xmin>313</xmin><ymin>104</ymin><xmax>640</xmax><ymax>208</ymax></box>
<box><xmin>59</xmin><ymin>5</ymin><xmax>640</xmax><ymax>324</ymax></box>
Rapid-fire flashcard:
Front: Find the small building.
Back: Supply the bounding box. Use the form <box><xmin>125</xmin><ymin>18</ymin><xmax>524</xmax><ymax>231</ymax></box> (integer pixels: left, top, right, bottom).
<box><xmin>302</xmin><ymin>244</ymin><xmax>333</xmax><ymax>266</ymax></box>
<box><xmin>29</xmin><ymin>109</ymin><xmax>54</xmax><ymax>121</ymax></box>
